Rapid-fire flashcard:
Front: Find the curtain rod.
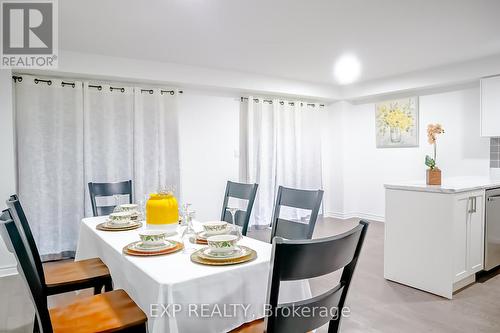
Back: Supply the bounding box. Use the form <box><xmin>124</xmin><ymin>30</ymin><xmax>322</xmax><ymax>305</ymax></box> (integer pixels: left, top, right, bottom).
<box><xmin>240</xmin><ymin>97</ymin><xmax>324</xmax><ymax>107</ymax></box>
<box><xmin>12</xmin><ymin>75</ymin><xmax>183</xmax><ymax>94</ymax></box>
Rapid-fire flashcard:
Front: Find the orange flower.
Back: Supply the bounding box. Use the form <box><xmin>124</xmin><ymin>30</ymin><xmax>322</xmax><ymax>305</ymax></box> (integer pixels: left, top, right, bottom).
<box><xmin>427</xmin><ymin>123</ymin><xmax>444</xmax><ymax>145</ymax></box>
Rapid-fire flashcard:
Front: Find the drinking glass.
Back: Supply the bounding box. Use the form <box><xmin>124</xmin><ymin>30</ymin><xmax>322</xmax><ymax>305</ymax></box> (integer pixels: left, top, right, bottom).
<box><xmin>112</xmin><ymin>195</ymin><xmax>122</xmax><ymax>213</ymax></box>
<box><xmin>181</xmin><ymin>209</ymin><xmax>196</xmax><ymax>254</ymax></box>
<box><xmin>137</xmin><ymin>194</ymin><xmax>149</xmax><ymax>221</ymax></box>
<box><xmin>180</xmin><ymin>203</ymin><xmax>192</xmax><ymax>227</ymax></box>
<box><xmin>226</xmin><ymin>207</ymin><xmax>242</xmax><ymax>240</ymax></box>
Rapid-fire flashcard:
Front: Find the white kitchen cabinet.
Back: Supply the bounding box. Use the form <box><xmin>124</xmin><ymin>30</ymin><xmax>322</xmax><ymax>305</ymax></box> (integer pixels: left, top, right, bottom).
<box><xmin>480</xmin><ymin>75</ymin><xmax>500</xmax><ymax>137</ymax></box>
<box><xmin>469</xmin><ymin>194</ymin><xmax>484</xmax><ymax>273</ymax></box>
<box><xmin>385</xmin><ymin>187</ymin><xmax>485</xmax><ymax>299</ymax></box>
<box><xmin>453</xmin><ymin>194</ymin><xmax>469</xmax><ymax>282</ymax></box>
<box><xmin>453</xmin><ymin>191</ymin><xmax>484</xmax><ymax>283</ymax></box>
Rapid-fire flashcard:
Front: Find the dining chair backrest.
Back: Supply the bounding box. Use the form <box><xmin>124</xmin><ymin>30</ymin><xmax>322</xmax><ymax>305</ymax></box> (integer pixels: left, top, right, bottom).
<box><xmin>270</xmin><ymin>186</ymin><xmax>324</xmax><ymax>241</ymax></box>
<box><xmin>265</xmin><ymin>220</ymin><xmax>369</xmax><ymax>333</ymax></box>
<box><xmin>0</xmin><ymin>210</ymin><xmax>53</xmax><ymax>333</ymax></box>
<box><xmin>220</xmin><ymin>181</ymin><xmax>258</xmax><ymax>236</ymax></box>
<box><xmin>88</xmin><ymin>180</ymin><xmax>133</xmax><ymax>216</ymax></box>
<box><xmin>6</xmin><ymin>195</ymin><xmax>46</xmax><ymax>286</ymax></box>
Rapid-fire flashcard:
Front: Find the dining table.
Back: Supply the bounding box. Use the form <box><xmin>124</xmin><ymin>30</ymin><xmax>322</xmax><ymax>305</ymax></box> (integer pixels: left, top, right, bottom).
<box><xmin>75</xmin><ymin>216</ymin><xmax>312</xmax><ymax>333</ymax></box>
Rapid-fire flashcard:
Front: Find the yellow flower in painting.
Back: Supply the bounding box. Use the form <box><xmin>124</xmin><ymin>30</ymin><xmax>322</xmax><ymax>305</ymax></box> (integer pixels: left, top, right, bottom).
<box><xmin>377</xmin><ymin>102</ymin><xmax>414</xmax><ymax>132</ymax></box>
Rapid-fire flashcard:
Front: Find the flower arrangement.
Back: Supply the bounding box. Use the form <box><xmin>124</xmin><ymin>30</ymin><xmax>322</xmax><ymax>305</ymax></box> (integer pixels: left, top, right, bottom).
<box><xmin>377</xmin><ymin>103</ymin><xmax>414</xmax><ymax>132</ymax></box>
<box><xmin>425</xmin><ymin>124</ymin><xmax>445</xmax><ymax>169</ymax></box>
<box><xmin>425</xmin><ymin>123</ymin><xmax>445</xmax><ymax>185</ymax></box>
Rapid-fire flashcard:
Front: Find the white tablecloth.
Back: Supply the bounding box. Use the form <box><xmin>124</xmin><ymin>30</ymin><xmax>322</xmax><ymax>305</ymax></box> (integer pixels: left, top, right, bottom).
<box><xmin>75</xmin><ymin>217</ymin><xmax>311</xmax><ymax>333</ymax></box>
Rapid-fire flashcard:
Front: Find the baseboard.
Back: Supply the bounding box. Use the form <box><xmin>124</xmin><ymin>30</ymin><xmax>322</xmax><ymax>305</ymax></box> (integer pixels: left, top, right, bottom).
<box><xmin>325</xmin><ymin>211</ymin><xmax>385</xmax><ymax>222</ymax></box>
<box><xmin>0</xmin><ymin>266</ymin><xmax>17</xmax><ymax>277</ymax></box>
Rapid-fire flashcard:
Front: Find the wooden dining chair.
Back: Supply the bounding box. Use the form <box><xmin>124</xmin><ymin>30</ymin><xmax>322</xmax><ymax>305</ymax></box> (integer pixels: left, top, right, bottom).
<box><xmin>88</xmin><ymin>180</ymin><xmax>133</xmax><ymax>216</ymax></box>
<box><xmin>270</xmin><ymin>186</ymin><xmax>324</xmax><ymax>241</ymax></box>
<box><xmin>231</xmin><ymin>220</ymin><xmax>369</xmax><ymax>333</ymax></box>
<box><xmin>221</xmin><ymin>181</ymin><xmax>259</xmax><ymax>236</ymax></box>
<box><xmin>6</xmin><ymin>195</ymin><xmax>112</xmax><ymax>296</ymax></box>
<box><xmin>0</xmin><ymin>213</ymin><xmax>147</xmax><ymax>333</ymax></box>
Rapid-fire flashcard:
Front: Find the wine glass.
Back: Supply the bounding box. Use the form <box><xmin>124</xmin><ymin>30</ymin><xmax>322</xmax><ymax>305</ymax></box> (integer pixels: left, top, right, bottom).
<box><xmin>180</xmin><ymin>203</ymin><xmax>192</xmax><ymax>226</ymax></box>
<box><xmin>112</xmin><ymin>195</ymin><xmax>122</xmax><ymax>213</ymax></box>
<box><xmin>137</xmin><ymin>194</ymin><xmax>149</xmax><ymax>221</ymax></box>
<box><xmin>181</xmin><ymin>208</ymin><xmax>196</xmax><ymax>254</ymax></box>
<box><xmin>226</xmin><ymin>207</ymin><xmax>242</xmax><ymax>240</ymax></box>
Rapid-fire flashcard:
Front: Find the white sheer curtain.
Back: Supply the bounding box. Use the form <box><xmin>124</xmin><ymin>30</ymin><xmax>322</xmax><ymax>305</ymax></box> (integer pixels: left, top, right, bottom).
<box><xmin>133</xmin><ymin>88</ymin><xmax>180</xmax><ymax>204</ymax></box>
<box><xmin>242</xmin><ymin>97</ymin><xmax>323</xmax><ymax>228</ymax></box>
<box><xmin>14</xmin><ymin>76</ymin><xmax>181</xmax><ymax>257</ymax></box>
<box><xmin>15</xmin><ymin>76</ymin><xmax>84</xmax><ymax>259</ymax></box>
<box><xmin>83</xmin><ymin>84</ymin><xmax>134</xmax><ymax>216</ymax></box>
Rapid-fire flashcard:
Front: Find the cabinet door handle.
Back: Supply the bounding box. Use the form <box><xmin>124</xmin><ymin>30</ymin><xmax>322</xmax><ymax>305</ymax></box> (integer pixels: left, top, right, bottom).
<box><xmin>488</xmin><ymin>195</ymin><xmax>500</xmax><ymax>202</ymax></box>
<box><xmin>468</xmin><ymin>197</ymin><xmax>477</xmax><ymax>213</ymax></box>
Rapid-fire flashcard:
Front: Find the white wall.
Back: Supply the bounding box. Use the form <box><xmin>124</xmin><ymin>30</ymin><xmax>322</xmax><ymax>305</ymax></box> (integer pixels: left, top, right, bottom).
<box><xmin>178</xmin><ymin>90</ymin><xmax>240</xmax><ymax>221</ymax></box>
<box><xmin>321</xmin><ymin>102</ymin><xmax>346</xmax><ymax>216</ymax></box>
<box><xmin>323</xmin><ymin>87</ymin><xmax>490</xmax><ymax>221</ymax></box>
<box><xmin>0</xmin><ymin>69</ymin><xmax>18</xmax><ymax>275</ymax></box>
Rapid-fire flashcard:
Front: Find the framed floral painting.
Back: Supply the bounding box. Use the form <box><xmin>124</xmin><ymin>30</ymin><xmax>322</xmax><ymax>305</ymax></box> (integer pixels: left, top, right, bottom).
<box><xmin>375</xmin><ymin>97</ymin><xmax>419</xmax><ymax>148</ymax></box>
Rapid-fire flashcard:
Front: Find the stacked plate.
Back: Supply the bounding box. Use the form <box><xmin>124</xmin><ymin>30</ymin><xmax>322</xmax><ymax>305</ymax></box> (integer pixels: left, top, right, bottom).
<box><xmin>123</xmin><ymin>230</ymin><xmax>183</xmax><ymax>256</ymax></box>
<box><xmin>129</xmin><ymin>240</ymin><xmax>176</xmax><ymax>252</ymax></box>
<box><xmin>191</xmin><ymin>244</ymin><xmax>257</xmax><ymax>266</ymax></box>
<box><xmin>97</xmin><ymin>211</ymin><xmax>142</xmax><ymax>231</ymax></box>
<box><xmin>192</xmin><ymin>231</ymin><xmax>209</xmax><ymax>244</ymax></box>
<box><xmin>193</xmin><ymin>221</ymin><xmax>232</xmax><ymax>244</ymax></box>
<box><xmin>123</xmin><ymin>240</ymin><xmax>183</xmax><ymax>256</ymax></box>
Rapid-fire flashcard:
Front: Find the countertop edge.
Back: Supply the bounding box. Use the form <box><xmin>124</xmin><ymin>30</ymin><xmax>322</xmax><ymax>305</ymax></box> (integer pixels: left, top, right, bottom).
<box><xmin>384</xmin><ymin>183</ymin><xmax>500</xmax><ymax>194</ymax></box>
<box><xmin>384</xmin><ymin>184</ymin><xmax>482</xmax><ymax>194</ymax></box>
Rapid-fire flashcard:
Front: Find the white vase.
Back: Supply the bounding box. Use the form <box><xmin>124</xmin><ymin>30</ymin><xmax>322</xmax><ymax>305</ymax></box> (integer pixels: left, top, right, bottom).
<box><xmin>390</xmin><ymin>127</ymin><xmax>401</xmax><ymax>143</ymax></box>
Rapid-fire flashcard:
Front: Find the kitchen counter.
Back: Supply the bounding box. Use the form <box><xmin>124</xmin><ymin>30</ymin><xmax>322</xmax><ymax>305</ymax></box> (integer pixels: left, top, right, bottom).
<box><xmin>384</xmin><ymin>177</ymin><xmax>488</xmax><ymax>298</ymax></box>
<box><xmin>384</xmin><ymin>176</ymin><xmax>500</xmax><ymax>194</ymax></box>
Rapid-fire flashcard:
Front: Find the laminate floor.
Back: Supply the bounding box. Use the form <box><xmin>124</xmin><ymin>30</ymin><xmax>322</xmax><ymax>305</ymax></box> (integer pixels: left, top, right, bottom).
<box><xmin>1</xmin><ymin>218</ymin><xmax>500</xmax><ymax>332</ymax></box>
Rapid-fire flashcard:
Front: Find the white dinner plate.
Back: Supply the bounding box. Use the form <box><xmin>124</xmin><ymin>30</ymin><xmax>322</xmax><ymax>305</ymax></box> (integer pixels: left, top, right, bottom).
<box><xmin>198</xmin><ymin>246</ymin><xmax>250</xmax><ymax>260</ymax></box>
<box><xmin>104</xmin><ymin>220</ymin><xmax>137</xmax><ymax>228</ymax></box>
<box><xmin>131</xmin><ymin>241</ymin><xmax>175</xmax><ymax>252</ymax></box>
<box><xmin>196</xmin><ymin>230</ymin><xmax>228</xmax><ymax>240</ymax></box>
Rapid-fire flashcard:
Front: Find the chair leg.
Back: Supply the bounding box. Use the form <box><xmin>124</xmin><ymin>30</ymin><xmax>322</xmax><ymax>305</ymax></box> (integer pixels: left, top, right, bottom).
<box><xmin>104</xmin><ymin>278</ymin><xmax>113</xmax><ymax>292</ymax></box>
<box><xmin>327</xmin><ymin>318</ymin><xmax>340</xmax><ymax>333</ymax></box>
<box><xmin>33</xmin><ymin>314</ymin><xmax>39</xmax><ymax>333</ymax></box>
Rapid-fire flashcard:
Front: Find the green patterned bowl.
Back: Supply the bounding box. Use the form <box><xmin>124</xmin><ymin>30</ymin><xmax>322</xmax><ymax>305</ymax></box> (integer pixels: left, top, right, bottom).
<box><xmin>207</xmin><ymin>234</ymin><xmax>239</xmax><ymax>254</ymax></box>
<box><xmin>138</xmin><ymin>230</ymin><xmax>168</xmax><ymax>247</ymax></box>
<box><xmin>202</xmin><ymin>221</ymin><xmax>229</xmax><ymax>235</ymax></box>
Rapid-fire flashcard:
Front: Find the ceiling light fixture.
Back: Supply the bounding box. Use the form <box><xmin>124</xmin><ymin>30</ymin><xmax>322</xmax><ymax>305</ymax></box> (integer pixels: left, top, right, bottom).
<box><xmin>333</xmin><ymin>54</ymin><xmax>361</xmax><ymax>85</ymax></box>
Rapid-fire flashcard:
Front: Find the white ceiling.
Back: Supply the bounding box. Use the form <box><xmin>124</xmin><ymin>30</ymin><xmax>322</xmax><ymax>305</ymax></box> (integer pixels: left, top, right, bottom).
<box><xmin>60</xmin><ymin>0</ymin><xmax>500</xmax><ymax>86</ymax></box>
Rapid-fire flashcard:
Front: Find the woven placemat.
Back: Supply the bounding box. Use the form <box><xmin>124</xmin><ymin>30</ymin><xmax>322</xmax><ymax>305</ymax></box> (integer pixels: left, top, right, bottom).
<box><xmin>96</xmin><ymin>221</ymin><xmax>142</xmax><ymax>232</ymax></box>
<box><xmin>123</xmin><ymin>240</ymin><xmax>183</xmax><ymax>256</ymax></box>
<box><xmin>190</xmin><ymin>246</ymin><xmax>256</xmax><ymax>266</ymax></box>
